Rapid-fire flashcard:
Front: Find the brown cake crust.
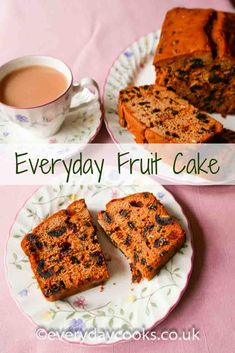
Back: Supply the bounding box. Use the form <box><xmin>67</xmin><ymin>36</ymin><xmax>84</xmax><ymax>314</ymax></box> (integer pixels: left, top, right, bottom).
<box><xmin>154</xmin><ymin>7</ymin><xmax>213</xmax><ymax>64</ymax></box>
<box><xmin>98</xmin><ymin>192</ymin><xmax>186</xmax><ymax>282</ymax></box>
<box><xmin>21</xmin><ymin>200</ymin><xmax>109</xmax><ymax>301</ymax></box>
<box><xmin>118</xmin><ymin>85</ymin><xmax>222</xmax><ymax>143</ymax></box>
<box><xmin>154</xmin><ymin>8</ymin><xmax>235</xmax><ymax>115</ymax></box>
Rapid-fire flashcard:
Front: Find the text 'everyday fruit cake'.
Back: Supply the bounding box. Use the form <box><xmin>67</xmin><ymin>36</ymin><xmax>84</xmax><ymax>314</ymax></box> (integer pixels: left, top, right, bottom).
<box><xmin>21</xmin><ymin>200</ymin><xmax>109</xmax><ymax>301</ymax></box>
<box><xmin>98</xmin><ymin>192</ymin><xmax>186</xmax><ymax>282</ymax></box>
<box><xmin>118</xmin><ymin>85</ymin><xmax>222</xmax><ymax>143</ymax></box>
<box><xmin>154</xmin><ymin>8</ymin><xmax>235</xmax><ymax>115</ymax></box>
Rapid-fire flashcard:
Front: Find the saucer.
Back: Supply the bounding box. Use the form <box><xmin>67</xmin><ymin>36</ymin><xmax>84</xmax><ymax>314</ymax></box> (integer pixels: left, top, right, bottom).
<box><xmin>0</xmin><ymin>88</ymin><xmax>102</xmax><ymax>144</ymax></box>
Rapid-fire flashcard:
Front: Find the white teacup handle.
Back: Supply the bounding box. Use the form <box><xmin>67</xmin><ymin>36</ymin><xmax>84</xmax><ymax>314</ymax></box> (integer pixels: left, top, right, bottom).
<box><xmin>70</xmin><ymin>77</ymin><xmax>99</xmax><ymax>112</ymax></box>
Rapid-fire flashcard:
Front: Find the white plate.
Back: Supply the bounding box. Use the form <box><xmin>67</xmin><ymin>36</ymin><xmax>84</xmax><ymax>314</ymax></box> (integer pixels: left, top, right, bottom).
<box><xmin>0</xmin><ymin>88</ymin><xmax>102</xmax><ymax>144</ymax></box>
<box><xmin>103</xmin><ymin>30</ymin><xmax>235</xmax><ymax>144</ymax></box>
<box><xmin>5</xmin><ymin>168</ymin><xmax>193</xmax><ymax>345</ymax></box>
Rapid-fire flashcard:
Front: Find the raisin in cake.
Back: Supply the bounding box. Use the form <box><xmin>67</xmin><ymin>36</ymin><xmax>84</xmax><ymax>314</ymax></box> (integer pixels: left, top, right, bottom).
<box><xmin>98</xmin><ymin>192</ymin><xmax>185</xmax><ymax>282</ymax></box>
<box><xmin>21</xmin><ymin>200</ymin><xmax>109</xmax><ymax>301</ymax></box>
<box><xmin>118</xmin><ymin>85</ymin><xmax>222</xmax><ymax>143</ymax></box>
<box><xmin>154</xmin><ymin>8</ymin><xmax>235</xmax><ymax>115</ymax></box>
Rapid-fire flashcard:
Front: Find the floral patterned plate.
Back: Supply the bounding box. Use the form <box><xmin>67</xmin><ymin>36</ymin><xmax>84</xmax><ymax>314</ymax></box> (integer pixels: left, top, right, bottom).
<box><xmin>103</xmin><ymin>30</ymin><xmax>235</xmax><ymax>143</ymax></box>
<box><xmin>0</xmin><ymin>88</ymin><xmax>102</xmax><ymax>144</ymax></box>
<box><xmin>5</xmin><ymin>168</ymin><xmax>193</xmax><ymax>345</ymax></box>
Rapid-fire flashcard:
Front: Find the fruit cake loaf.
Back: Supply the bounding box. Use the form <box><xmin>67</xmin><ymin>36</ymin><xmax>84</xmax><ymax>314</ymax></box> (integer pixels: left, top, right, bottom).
<box><xmin>118</xmin><ymin>85</ymin><xmax>223</xmax><ymax>143</ymax></box>
<box><xmin>21</xmin><ymin>200</ymin><xmax>109</xmax><ymax>301</ymax></box>
<box><xmin>153</xmin><ymin>8</ymin><xmax>235</xmax><ymax>115</ymax></box>
<box><xmin>98</xmin><ymin>192</ymin><xmax>185</xmax><ymax>282</ymax></box>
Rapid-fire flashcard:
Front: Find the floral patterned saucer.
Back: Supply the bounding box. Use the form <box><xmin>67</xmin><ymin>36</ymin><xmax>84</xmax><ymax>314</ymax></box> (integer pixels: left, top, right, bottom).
<box><xmin>5</xmin><ymin>168</ymin><xmax>193</xmax><ymax>345</ymax></box>
<box><xmin>0</xmin><ymin>88</ymin><xmax>102</xmax><ymax>144</ymax></box>
<box><xmin>103</xmin><ymin>30</ymin><xmax>235</xmax><ymax>143</ymax></box>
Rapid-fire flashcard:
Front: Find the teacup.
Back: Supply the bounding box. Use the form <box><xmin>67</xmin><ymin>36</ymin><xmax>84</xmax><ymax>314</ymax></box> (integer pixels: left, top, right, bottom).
<box><xmin>0</xmin><ymin>55</ymin><xmax>99</xmax><ymax>137</ymax></box>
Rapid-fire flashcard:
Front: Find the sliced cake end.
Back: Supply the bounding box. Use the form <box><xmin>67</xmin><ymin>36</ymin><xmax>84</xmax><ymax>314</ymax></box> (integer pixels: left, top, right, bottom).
<box><xmin>118</xmin><ymin>85</ymin><xmax>223</xmax><ymax>143</ymax></box>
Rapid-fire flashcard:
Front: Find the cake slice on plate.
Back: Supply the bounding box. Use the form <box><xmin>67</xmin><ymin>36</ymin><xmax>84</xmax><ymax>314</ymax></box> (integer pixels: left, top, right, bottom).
<box><xmin>21</xmin><ymin>199</ymin><xmax>109</xmax><ymax>301</ymax></box>
<box><xmin>98</xmin><ymin>192</ymin><xmax>186</xmax><ymax>282</ymax></box>
<box><xmin>118</xmin><ymin>85</ymin><xmax>223</xmax><ymax>143</ymax></box>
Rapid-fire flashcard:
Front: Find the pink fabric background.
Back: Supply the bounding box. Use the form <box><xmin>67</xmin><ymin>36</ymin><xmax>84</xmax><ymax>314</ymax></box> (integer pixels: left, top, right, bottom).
<box><xmin>0</xmin><ymin>1</ymin><xmax>235</xmax><ymax>352</ymax></box>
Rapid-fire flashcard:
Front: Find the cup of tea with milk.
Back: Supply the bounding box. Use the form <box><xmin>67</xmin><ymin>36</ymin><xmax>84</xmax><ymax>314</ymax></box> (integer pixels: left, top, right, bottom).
<box><xmin>0</xmin><ymin>56</ymin><xmax>99</xmax><ymax>137</ymax></box>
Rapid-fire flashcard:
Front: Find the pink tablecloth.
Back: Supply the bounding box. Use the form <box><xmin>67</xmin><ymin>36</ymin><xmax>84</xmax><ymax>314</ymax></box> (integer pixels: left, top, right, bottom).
<box><xmin>0</xmin><ymin>1</ymin><xmax>235</xmax><ymax>353</ymax></box>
